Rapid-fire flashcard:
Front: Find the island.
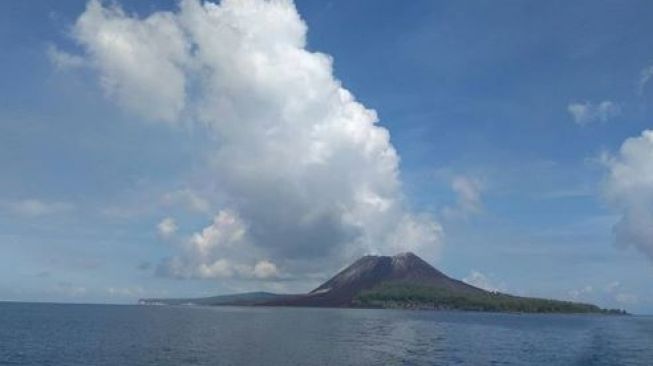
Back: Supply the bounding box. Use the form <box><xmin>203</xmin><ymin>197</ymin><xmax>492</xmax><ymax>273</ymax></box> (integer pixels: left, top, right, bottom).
<box><xmin>140</xmin><ymin>252</ymin><xmax>627</xmax><ymax>314</ymax></box>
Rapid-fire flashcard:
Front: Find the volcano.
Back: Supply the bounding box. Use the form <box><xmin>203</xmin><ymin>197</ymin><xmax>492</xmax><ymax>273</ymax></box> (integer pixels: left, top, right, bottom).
<box><xmin>268</xmin><ymin>252</ymin><xmax>485</xmax><ymax>307</ymax></box>
<box><xmin>141</xmin><ymin>252</ymin><xmax>624</xmax><ymax>314</ymax></box>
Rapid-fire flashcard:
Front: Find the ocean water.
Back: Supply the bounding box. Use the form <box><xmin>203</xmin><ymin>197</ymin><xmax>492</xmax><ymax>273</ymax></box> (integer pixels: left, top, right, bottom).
<box><xmin>0</xmin><ymin>302</ymin><xmax>652</xmax><ymax>366</ymax></box>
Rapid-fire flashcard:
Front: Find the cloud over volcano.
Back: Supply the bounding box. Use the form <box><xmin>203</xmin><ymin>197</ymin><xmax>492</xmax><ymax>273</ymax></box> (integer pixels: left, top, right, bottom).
<box><xmin>61</xmin><ymin>0</ymin><xmax>443</xmax><ymax>280</ymax></box>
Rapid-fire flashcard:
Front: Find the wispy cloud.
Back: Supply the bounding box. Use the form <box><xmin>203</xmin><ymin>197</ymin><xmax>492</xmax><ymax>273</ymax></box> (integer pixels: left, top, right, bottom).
<box><xmin>46</xmin><ymin>44</ymin><xmax>85</xmax><ymax>69</ymax></box>
<box><xmin>568</xmin><ymin>285</ymin><xmax>593</xmax><ymax>301</ymax></box>
<box><xmin>567</xmin><ymin>100</ymin><xmax>620</xmax><ymax>126</ymax></box>
<box><xmin>443</xmin><ymin>175</ymin><xmax>484</xmax><ymax>220</ymax></box>
<box><xmin>638</xmin><ymin>65</ymin><xmax>653</xmax><ymax>95</ymax></box>
<box><xmin>5</xmin><ymin>199</ymin><xmax>74</xmax><ymax>217</ymax></box>
<box><xmin>569</xmin><ymin>281</ymin><xmax>639</xmax><ymax>307</ymax></box>
<box><xmin>463</xmin><ymin>270</ymin><xmax>506</xmax><ymax>293</ymax></box>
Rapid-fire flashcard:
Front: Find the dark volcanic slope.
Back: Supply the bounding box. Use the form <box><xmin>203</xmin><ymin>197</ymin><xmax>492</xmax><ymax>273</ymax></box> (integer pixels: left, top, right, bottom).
<box><xmin>268</xmin><ymin>252</ymin><xmax>485</xmax><ymax>307</ymax></box>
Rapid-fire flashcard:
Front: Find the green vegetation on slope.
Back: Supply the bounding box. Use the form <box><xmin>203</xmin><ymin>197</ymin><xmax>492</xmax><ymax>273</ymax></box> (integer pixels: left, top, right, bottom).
<box><xmin>354</xmin><ymin>282</ymin><xmax>626</xmax><ymax>314</ymax></box>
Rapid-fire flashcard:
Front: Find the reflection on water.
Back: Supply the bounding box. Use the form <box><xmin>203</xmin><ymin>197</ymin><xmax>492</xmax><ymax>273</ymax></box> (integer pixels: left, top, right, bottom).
<box><xmin>0</xmin><ymin>302</ymin><xmax>652</xmax><ymax>366</ymax></box>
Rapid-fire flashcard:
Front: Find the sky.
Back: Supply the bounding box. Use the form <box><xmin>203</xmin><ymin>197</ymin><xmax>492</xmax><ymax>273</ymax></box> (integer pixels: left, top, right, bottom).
<box><xmin>1</xmin><ymin>0</ymin><xmax>653</xmax><ymax>313</ymax></box>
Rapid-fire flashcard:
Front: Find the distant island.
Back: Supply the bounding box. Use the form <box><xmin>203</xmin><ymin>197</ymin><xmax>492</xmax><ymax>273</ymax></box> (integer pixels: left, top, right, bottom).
<box><xmin>140</xmin><ymin>252</ymin><xmax>627</xmax><ymax>315</ymax></box>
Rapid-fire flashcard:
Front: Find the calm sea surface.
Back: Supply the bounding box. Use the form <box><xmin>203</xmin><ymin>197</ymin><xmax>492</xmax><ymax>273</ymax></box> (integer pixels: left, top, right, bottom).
<box><xmin>0</xmin><ymin>302</ymin><xmax>652</xmax><ymax>366</ymax></box>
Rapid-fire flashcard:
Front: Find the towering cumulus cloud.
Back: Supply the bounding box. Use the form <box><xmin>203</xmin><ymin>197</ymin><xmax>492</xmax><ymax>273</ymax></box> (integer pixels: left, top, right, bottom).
<box><xmin>602</xmin><ymin>130</ymin><xmax>653</xmax><ymax>262</ymax></box>
<box><xmin>66</xmin><ymin>0</ymin><xmax>442</xmax><ymax>280</ymax></box>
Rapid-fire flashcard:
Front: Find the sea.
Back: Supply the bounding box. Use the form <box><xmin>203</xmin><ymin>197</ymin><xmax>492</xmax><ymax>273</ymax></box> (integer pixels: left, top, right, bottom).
<box><xmin>1</xmin><ymin>302</ymin><xmax>652</xmax><ymax>366</ymax></box>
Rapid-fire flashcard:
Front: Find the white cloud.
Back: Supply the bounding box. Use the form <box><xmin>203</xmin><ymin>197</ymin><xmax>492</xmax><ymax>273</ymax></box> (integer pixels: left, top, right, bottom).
<box><xmin>66</xmin><ymin>0</ymin><xmax>443</xmax><ymax>280</ymax></box>
<box><xmin>157</xmin><ymin>217</ymin><xmax>178</xmax><ymax>239</ymax></box>
<box><xmin>567</xmin><ymin>101</ymin><xmax>620</xmax><ymax>126</ymax></box>
<box><xmin>196</xmin><ymin>258</ymin><xmax>235</xmax><ymax>279</ymax></box>
<box><xmin>195</xmin><ymin>259</ymin><xmax>280</xmax><ymax>280</ymax></box>
<box><xmin>601</xmin><ymin>130</ymin><xmax>653</xmax><ymax>262</ymax></box>
<box><xmin>72</xmin><ymin>0</ymin><xmax>189</xmax><ymax>122</ymax></box>
<box><xmin>188</xmin><ymin>210</ymin><xmax>246</xmax><ymax>256</ymax></box>
<box><xmin>158</xmin><ymin>210</ymin><xmax>280</xmax><ymax>280</ymax></box>
<box><xmin>6</xmin><ymin>199</ymin><xmax>74</xmax><ymax>217</ymax></box>
<box><xmin>463</xmin><ymin>270</ymin><xmax>506</xmax><ymax>293</ymax></box>
<box><xmin>165</xmin><ymin>257</ymin><xmax>280</xmax><ymax>280</ymax></box>
<box><xmin>443</xmin><ymin>175</ymin><xmax>483</xmax><ymax>219</ymax></box>
<box><xmin>252</xmin><ymin>260</ymin><xmax>279</xmax><ymax>279</ymax></box>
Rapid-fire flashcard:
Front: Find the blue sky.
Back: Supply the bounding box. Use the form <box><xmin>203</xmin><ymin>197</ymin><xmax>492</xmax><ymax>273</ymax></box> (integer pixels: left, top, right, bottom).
<box><xmin>1</xmin><ymin>0</ymin><xmax>653</xmax><ymax>313</ymax></box>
